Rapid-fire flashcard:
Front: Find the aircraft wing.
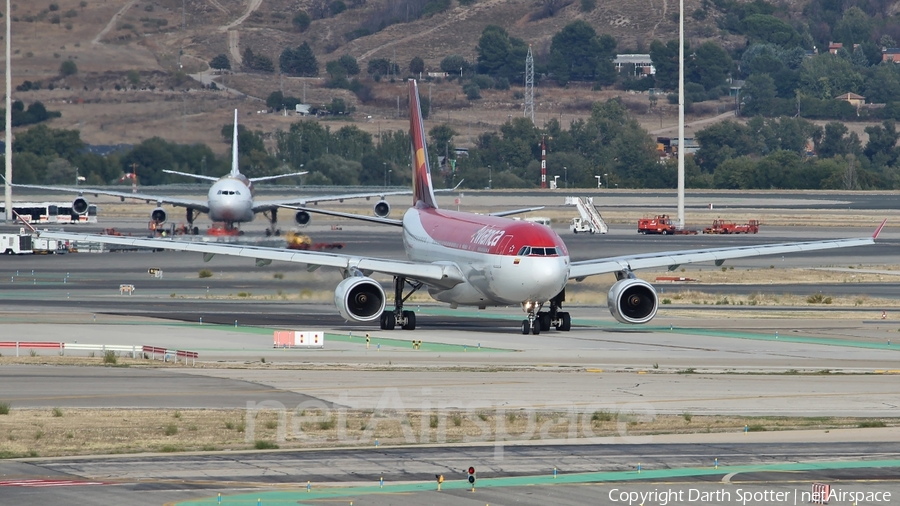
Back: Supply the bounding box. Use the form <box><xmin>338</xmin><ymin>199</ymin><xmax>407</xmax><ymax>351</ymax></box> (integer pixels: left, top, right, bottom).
<box><xmin>568</xmin><ymin>225</ymin><xmax>885</xmax><ymax>281</ymax></box>
<box><xmin>251</xmin><ymin>181</ymin><xmax>464</xmax><ymax>213</ymax></box>
<box><xmin>490</xmin><ymin>206</ymin><xmax>545</xmax><ymax>217</ymax></box>
<box><xmin>252</xmin><ymin>190</ymin><xmax>416</xmax><ymax>213</ymax></box>
<box><xmin>280</xmin><ymin>205</ymin><xmax>403</xmax><ymax>227</ymax></box>
<box><xmin>37</xmin><ymin>231</ymin><xmax>465</xmax><ymax>289</ymax></box>
<box><xmin>14</xmin><ymin>184</ymin><xmax>210</xmax><ymax>213</ymax></box>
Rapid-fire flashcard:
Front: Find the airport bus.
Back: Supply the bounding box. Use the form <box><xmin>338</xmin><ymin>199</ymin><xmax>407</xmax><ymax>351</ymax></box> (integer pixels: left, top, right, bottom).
<box><xmin>0</xmin><ymin>202</ymin><xmax>98</xmax><ymax>224</ymax></box>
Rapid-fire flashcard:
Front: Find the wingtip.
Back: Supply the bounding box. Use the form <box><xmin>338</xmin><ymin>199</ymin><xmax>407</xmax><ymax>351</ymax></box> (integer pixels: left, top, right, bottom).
<box><xmin>873</xmin><ymin>218</ymin><xmax>888</xmax><ymax>240</ymax></box>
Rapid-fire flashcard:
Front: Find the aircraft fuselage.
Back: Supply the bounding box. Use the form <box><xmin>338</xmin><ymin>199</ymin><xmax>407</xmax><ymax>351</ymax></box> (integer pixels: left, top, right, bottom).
<box><xmin>207</xmin><ymin>175</ymin><xmax>254</xmax><ymax>224</ymax></box>
<box><xmin>403</xmin><ymin>207</ymin><xmax>570</xmax><ymax>307</ymax></box>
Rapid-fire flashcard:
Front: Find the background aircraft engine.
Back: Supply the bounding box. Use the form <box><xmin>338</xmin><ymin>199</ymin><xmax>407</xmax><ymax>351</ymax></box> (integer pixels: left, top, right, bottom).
<box><xmin>374</xmin><ymin>200</ymin><xmax>391</xmax><ymax>217</ymax></box>
<box><xmin>295</xmin><ymin>210</ymin><xmax>311</xmax><ymax>226</ymax></box>
<box><xmin>607</xmin><ymin>278</ymin><xmax>658</xmax><ymax>324</ymax></box>
<box><xmin>72</xmin><ymin>197</ymin><xmax>89</xmax><ymax>215</ymax></box>
<box><xmin>334</xmin><ymin>277</ymin><xmax>385</xmax><ymax>322</ymax></box>
<box><xmin>150</xmin><ymin>207</ymin><xmax>167</xmax><ymax>224</ymax></box>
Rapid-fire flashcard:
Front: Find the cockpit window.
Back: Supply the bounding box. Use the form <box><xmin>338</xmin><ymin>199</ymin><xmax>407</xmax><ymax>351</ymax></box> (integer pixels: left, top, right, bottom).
<box><xmin>516</xmin><ymin>246</ymin><xmax>558</xmax><ymax>257</ymax></box>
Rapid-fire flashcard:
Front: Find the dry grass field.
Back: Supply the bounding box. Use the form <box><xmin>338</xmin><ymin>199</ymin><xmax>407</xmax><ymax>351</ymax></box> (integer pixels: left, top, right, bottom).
<box><xmin>0</xmin><ymin>402</ymin><xmax>892</xmax><ymax>458</ymax></box>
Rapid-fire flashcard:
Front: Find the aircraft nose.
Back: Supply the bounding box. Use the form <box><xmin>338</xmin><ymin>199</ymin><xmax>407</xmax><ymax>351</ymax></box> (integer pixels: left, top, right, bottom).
<box><xmin>518</xmin><ymin>257</ymin><xmax>567</xmax><ymax>299</ymax></box>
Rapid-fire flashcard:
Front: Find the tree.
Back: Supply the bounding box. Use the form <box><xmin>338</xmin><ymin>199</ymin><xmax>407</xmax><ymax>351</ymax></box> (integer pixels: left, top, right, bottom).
<box><xmin>210</xmin><ymin>54</ymin><xmax>231</xmax><ymax>70</ymax></box>
<box><xmin>338</xmin><ymin>54</ymin><xmax>360</xmax><ymax>76</ymax></box>
<box><xmin>799</xmin><ymin>54</ymin><xmax>863</xmax><ymax>99</ymax></box>
<box><xmin>243</xmin><ymin>47</ymin><xmax>274</xmax><ymax>73</ymax></box>
<box><xmin>740</xmin><ymin>14</ymin><xmax>801</xmax><ymax>47</ymax></box>
<box><xmin>280</xmin><ymin>42</ymin><xmax>318</xmax><ymax>76</ymax></box>
<box><xmin>864</xmin><ymin>65</ymin><xmax>900</xmax><ymax>105</ymax></box>
<box><xmin>409</xmin><ymin>56</ymin><xmax>425</xmax><ymax>75</ymax></box>
<box><xmin>367</xmin><ymin>58</ymin><xmax>393</xmax><ymax>76</ymax></box>
<box><xmin>688</xmin><ymin>41</ymin><xmax>732</xmax><ymax>91</ymax></box>
<box><xmin>833</xmin><ymin>7</ymin><xmax>872</xmax><ymax>47</ymax></box>
<box><xmin>477</xmin><ymin>25</ymin><xmax>512</xmax><ymax>76</ymax></box>
<box><xmin>266</xmin><ymin>91</ymin><xmax>285</xmax><ymax>110</ymax></box>
<box><xmin>548</xmin><ymin>21</ymin><xmax>616</xmax><ymax>86</ymax></box>
<box><xmin>440</xmin><ymin>54</ymin><xmax>471</xmax><ymax>76</ymax></box>
<box><xmin>818</xmin><ymin>122</ymin><xmax>861</xmax><ymax>159</ymax></box>
<box><xmin>649</xmin><ymin>39</ymin><xmax>682</xmax><ymax>91</ymax></box>
<box><xmin>740</xmin><ymin>73</ymin><xmax>777</xmax><ymax>116</ymax></box>
<box><xmin>863</xmin><ymin>121</ymin><xmax>900</xmax><ymax>167</ymax></box>
<box><xmin>59</xmin><ymin>60</ymin><xmax>77</xmax><ymax>76</ymax></box>
<box><xmin>429</xmin><ymin>124</ymin><xmax>457</xmax><ymax>160</ymax></box>
<box><xmin>292</xmin><ymin>10</ymin><xmax>311</xmax><ymax>31</ymax></box>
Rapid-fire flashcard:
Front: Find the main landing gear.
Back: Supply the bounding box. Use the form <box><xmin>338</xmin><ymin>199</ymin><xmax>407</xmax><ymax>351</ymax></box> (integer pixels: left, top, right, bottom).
<box><xmin>185</xmin><ymin>208</ymin><xmax>200</xmax><ymax>235</ymax></box>
<box><xmin>521</xmin><ymin>290</ymin><xmax>571</xmax><ymax>335</ymax></box>
<box><xmin>379</xmin><ymin>276</ymin><xmax>424</xmax><ymax>331</ymax></box>
<box><xmin>262</xmin><ymin>208</ymin><xmax>281</xmax><ymax>236</ymax></box>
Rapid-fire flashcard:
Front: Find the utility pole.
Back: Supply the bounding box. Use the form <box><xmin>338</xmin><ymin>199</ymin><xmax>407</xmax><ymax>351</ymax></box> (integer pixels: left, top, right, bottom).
<box><xmin>4</xmin><ymin>0</ymin><xmax>11</xmax><ymax>222</ymax></box>
<box><xmin>676</xmin><ymin>0</ymin><xmax>685</xmax><ymax>229</ymax></box>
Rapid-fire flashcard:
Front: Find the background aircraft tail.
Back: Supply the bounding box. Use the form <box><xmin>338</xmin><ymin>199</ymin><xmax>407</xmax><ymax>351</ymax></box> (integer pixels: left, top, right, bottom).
<box><xmin>230</xmin><ymin>109</ymin><xmax>240</xmax><ymax>177</ymax></box>
<box><xmin>409</xmin><ymin>80</ymin><xmax>438</xmax><ymax>209</ymax></box>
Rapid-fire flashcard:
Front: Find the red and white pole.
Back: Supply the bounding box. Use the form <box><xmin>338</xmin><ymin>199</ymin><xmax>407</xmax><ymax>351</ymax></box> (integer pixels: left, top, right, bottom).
<box><xmin>540</xmin><ymin>136</ymin><xmax>547</xmax><ymax>189</ymax></box>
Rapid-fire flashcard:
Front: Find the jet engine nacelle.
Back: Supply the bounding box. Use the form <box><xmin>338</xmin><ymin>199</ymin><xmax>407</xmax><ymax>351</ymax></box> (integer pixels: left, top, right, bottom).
<box><xmin>150</xmin><ymin>207</ymin><xmax>168</xmax><ymax>224</ymax></box>
<box><xmin>72</xmin><ymin>197</ymin><xmax>89</xmax><ymax>215</ymax></box>
<box><xmin>334</xmin><ymin>276</ymin><xmax>385</xmax><ymax>322</ymax></box>
<box><xmin>607</xmin><ymin>278</ymin><xmax>658</xmax><ymax>324</ymax></box>
<box><xmin>374</xmin><ymin>200</ymin><xmax>391</xmax><ymax>218</ymax></box>
<box><xmin>295</xmin><ymin>210</ymin><xmax>311</xmax><ymax>226</ymax></box>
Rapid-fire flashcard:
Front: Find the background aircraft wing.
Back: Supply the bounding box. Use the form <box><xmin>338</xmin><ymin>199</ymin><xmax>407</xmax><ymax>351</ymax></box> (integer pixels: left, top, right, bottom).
<box><xmin>13</xmin><ymin>183</ymin><xmax>210</xmax><ymax>213</ymax></box>
<box><xmin>568</xmin><ymin>234</ymin><xmax>881</xmax><ymax>281</ymax></box>
<box><xmin>252</xmin><ymin>190</ymin><xmax>415</xmax><ymax>213</ymax></box>
<box><xmin>490</xmin><ymin>206</ymin><xmax>545</xmax><ymax>217</ymax></box>
<box><xmin>37</xmin><ymin>231</ymin><xmax>464</xmax><ymax>288</ymax></box>
<box><xmin>279</xmin><ymin>205</ymin><xmax>403</xmax><ymax>227</ymax></box>
<box><xmin>251</xmin><ymin>182</ymin><xmax>463</xmax><ymax>213</ymax></box>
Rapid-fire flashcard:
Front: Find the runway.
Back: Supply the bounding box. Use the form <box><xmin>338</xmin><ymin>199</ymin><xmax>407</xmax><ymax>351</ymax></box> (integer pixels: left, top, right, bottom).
<box><xmin>0</xmin><ymin>192</ymin><xmax>898</xmax><ymax>505</ymax></box>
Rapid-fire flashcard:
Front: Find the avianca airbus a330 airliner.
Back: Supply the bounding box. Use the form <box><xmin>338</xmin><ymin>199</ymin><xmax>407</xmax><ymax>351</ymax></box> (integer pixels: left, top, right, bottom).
<box><xmin>38</xmin><ymin>81</ymin><xmax>886</xmax><ymax>334</ymax></box>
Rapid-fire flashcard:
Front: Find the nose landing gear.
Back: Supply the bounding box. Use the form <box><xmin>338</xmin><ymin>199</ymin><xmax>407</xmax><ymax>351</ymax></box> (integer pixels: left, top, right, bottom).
<box><xmin>521</xmin><ymin>302</ymin><xmax>542</xmax><ymax>335</ymax></box>
<box><xmin>521</xmin><ymin>290</ymin><xmax>571</xmax><ymax>334</ymax></box>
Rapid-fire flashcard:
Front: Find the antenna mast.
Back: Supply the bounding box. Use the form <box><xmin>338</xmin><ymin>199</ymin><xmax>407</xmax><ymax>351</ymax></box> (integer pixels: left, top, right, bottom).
<box><xmin>524</xmin><ymin>45</ymin><xmax>534</xmax><ymax>124</ymax></box>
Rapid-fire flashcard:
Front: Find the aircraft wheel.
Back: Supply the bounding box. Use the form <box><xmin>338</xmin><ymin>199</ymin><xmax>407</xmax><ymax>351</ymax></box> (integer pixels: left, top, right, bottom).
<box><xmin>401</xmin><ymin>310</ymin><xmax>416</xmax><ymax>330</ymax></box>
<box><xmin>380</xmin><ymin>312</ymin><xmax>395</xmax><ymax>331</ymax></box>
<box><xmin>558</xmin><ymin>312</ymin><xmax>572</xmax><ymax>332</ymax></box>
<box><xmin>531</xmin><ymin>319</ymin><xmax>541</xmax><ymax>335</ymax></box>
<box><xmin>521</xmin><ymin>319</ymin><xmax>530</xmax><ymax>335</ymax></box>
<box><xmin>538</xmin><ymin>312</ymin><xmax>551</xmax><ymax>331</ymax></box>
<box><xmin>265</xmin><ymin>229</ymin><xmax>272</xmax><ymax>237</ymax></box>
<box><xmin>192</xmin><ymin>227</ymin><xmax>199</xmax><ymax>235</ymax></box>
<box><xmin>275</xmin><ymin>229</ymin><xmax>282</xmax><ymax>236</ymax></box>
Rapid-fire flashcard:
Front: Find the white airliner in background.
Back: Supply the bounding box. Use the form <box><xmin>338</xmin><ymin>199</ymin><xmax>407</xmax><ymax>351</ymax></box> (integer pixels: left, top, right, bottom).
<box><xmin>39</xmin><ymin>81</ymin><xmax>886</xmax><ymax>334</ymax></box>
<box><xmin>16</xmin><ymin>109</ymin><xmax>410</xmax><ymax>235</ymax></box>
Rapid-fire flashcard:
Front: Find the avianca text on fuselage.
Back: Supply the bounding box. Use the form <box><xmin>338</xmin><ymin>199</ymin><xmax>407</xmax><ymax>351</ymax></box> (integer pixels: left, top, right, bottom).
<box><xmin>470</xmin><ymin>226</ymin><xmax>505</xmax><ymax>247</ymax></box>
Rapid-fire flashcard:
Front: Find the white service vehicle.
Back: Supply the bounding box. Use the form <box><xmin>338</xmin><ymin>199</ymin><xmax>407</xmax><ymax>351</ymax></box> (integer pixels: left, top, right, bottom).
<box><xmin>1</xmin><ymin>232</ymin><xmax>34</xmax><ymax>255</ymax></box>
<box><xmin>570</xmin><ymin>217</ymin><xmax>596</xmax><ymax>234</ymax></box>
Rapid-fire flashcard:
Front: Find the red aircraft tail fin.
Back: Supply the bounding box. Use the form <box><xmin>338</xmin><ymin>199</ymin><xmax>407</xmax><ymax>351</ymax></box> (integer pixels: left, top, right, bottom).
<box><xmin>409</xmin><ymin>80</ymin><xmax>438</xmax><ymax>209</ymax></box>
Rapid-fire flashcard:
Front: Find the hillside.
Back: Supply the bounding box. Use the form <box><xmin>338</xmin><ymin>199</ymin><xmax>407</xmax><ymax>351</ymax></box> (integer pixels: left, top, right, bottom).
<box><xmin>2</xmin><ymin>0</ymin><xmax>722</xmax><ymax>151</ymax></box>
